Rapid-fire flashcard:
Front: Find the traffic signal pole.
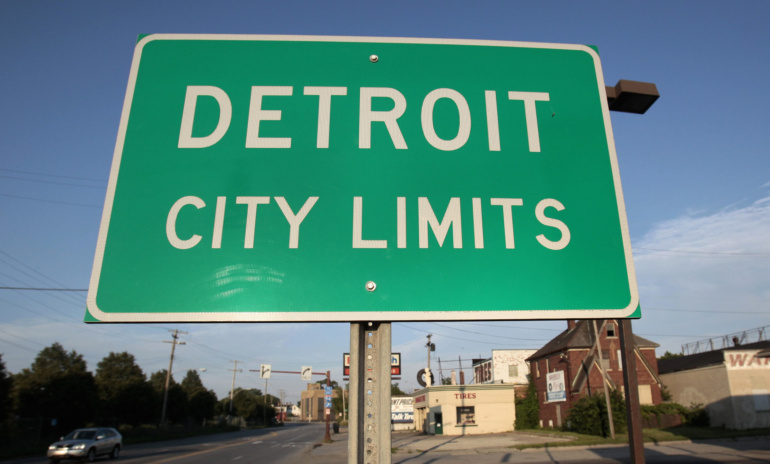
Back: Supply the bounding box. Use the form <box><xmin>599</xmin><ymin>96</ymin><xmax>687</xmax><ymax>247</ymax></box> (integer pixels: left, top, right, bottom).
<box><xmin>267</xmin><ymin>368</ymin><xmax>333</xmax><ymax>441</ymax></box>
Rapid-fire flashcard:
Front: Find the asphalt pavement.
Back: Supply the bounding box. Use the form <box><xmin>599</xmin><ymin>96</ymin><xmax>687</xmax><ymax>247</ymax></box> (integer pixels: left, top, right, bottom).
<box><xmin>6</xmin><ymin>424</ymin><xmax>770</xmax><ymax>463</ymax></box>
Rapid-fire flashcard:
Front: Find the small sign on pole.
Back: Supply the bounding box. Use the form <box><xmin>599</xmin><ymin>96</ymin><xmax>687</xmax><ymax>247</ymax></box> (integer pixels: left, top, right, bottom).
<box><xmin>260</xmin><ymin>364</ymin><xmax>271</xmax><ymax>379</ymax></box>
<box><xmin>300</xmin><ymin>366</ymin><xmax>312</xmax><ymax>381</ymax></box>
<box><xmin>345</xmin><ymin>352</ymin><xmax>400</xmax><ymax>376</ymax></box>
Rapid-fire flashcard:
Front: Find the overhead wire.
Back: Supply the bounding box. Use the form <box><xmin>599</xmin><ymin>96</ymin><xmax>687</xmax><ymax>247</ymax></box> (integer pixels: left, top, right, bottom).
<box><xmin>0</xmin><ymin>168</ymin><xmax>107</xmax><ymax>183</ymax></box>
<box><xmin>0</xmin><ymin>193</ymin><xmax>103</xmax><ymax>208</ymax></box>
<box><xmin>395</xmin><ymin>322</ymin><xmax>547</xmax><ymax>347</ymax></box>
<box><xmin>634</xmin><ymin>247</ymin><xmax>770</xmax><ymax>257</ymax></box>
<box><xmin>0</xmin><ymin>175</ymin><xmax>107</xmax><ymax>190</ymax></box>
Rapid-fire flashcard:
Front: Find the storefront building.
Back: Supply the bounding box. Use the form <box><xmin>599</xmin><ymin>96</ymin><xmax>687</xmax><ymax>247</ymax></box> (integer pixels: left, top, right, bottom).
<box><xmin>392</xmin><ymin>396</ymin><xmax>414</xmax><ymax>431</ymax></box>
<box><xmin>412</xmin><ymin>384</ymin><xmax>517</xmax><ymax>435</ymax></box>
<box><xmin>659</xmin><ymin>341</ymin><xmax>770</xmax><ymax>430</ymax></box>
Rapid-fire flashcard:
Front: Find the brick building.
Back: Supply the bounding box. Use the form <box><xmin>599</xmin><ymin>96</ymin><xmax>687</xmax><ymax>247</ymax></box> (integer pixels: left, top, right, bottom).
<box><xmin>527</xmin><ymin>320</ymin><xmax>662</xmax><ymax>428</ymax></box>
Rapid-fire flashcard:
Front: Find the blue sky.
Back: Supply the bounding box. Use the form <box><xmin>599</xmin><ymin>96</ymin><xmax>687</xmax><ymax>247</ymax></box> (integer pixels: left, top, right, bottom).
<box><xmin>1</xmin><ymin>1</ymin><xmax>769</xmax><ymax>405</ymax></box>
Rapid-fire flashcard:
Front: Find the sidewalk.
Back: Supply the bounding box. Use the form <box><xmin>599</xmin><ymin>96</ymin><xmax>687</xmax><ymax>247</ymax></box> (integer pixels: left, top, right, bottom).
<box><xmin>309</xmin><ymin>428</ymin><xmax>770</xmax><ymax>463</ymax></box>
<box><xmin>310</xmin><ymin>428</ymin><xmax>570</xmax><ymax>460</ymax></box>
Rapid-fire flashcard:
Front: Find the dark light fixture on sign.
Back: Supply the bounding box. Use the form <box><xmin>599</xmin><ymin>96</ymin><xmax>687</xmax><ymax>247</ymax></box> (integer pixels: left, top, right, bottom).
<box><xmin>606</xmin><ymin>79</ymin><xmax>660</xmax><ymax>114</ymax></box>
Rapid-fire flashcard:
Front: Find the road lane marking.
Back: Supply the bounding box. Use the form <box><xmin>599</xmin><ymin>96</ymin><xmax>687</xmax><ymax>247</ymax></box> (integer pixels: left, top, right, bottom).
<box><xmin>145</xmin><ymin>437</ymin><xmax>258</xmax><ymax>463</ymax></box>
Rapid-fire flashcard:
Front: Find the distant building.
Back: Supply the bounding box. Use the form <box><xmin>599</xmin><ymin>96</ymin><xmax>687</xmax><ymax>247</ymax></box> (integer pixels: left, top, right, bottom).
<box><xmin>527</xmin><ymin>320</ymin><xmax>662</xmax><ymax>428</ymax></box>
<box><xmin>472</xmin><ymin>349</ymin><xmax>536</xmax><ymax>398</ymax></box>
<box><xmin>300</xmin><ymin>383</ymin><xmax>338</xmax><ymax>421</ymax></box>
<box><xmin>275</xmin><ymin>404</ymin><xmax>301</xmax><ymax>417</ymax></box>
<box><xmin>659</xmin><ymin>340</ymin><xmax>770</xmax><ymax>430</ymax></box>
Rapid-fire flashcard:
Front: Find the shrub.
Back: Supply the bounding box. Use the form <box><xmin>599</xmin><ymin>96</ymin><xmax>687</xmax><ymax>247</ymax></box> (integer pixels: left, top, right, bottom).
<box><xmin>565</xmin><ymin>389</ymin><xmax>626</xmax><ymax>437</ymax></box>
<box><xmin>640</xmin><ymin>402</ymin><xmax>709</xmax><ymax>427</ymax></box>
<box><xmin>683</xmin><ymin>403</ymin><xmax>710</xmax><ymax>427</ymax></box>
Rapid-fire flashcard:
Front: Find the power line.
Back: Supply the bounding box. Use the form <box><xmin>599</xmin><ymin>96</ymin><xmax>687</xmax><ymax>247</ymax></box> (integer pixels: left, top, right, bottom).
<box><xmin>0</xmin><ymin>168</ymin><xmax>106</xmax><ymax>183</ymax></box>
<box><xmin>0</xmin><ymin>193</ymin><xmax>102</xmax><ymax>208</ymax></box>
<box><xmin>635</xmin><ymin>247</ymin><xmax>770</xmax><ymax>257</ymax></box>
<box><xmin>643</xmin><ymin>306</ymin><xmax>767</xmax><ymax>315</ymax></box>
<box><xmin>395</xmin><ymin>322</ymin><xmax>547</xmax><ymax>346</ymax></box>
<box><xmin>0</xmin><ymin>250</ymin><xmax>87</xmax><ymax>309</ymax></box>
<box><xmin>429</xmin><ymin>322</ymin><xmax>548</xmax><ymax>341</ymax></box>
<box><xmin>0</xmin><ymin>175</ymin><xmax>107</xmax><ymax>190</ymax></box>
<box><xmin>0</xmin><ymin>286</ymin><xmax>88</xmax><ymax>291</ymax></box>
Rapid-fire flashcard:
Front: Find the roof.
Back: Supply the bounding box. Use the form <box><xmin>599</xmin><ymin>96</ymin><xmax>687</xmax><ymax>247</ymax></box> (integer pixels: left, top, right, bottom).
<box><xmin>658</xmin><ymin>340</ymin><xmax>770</xmax><ymax>375</ymax></box>
<box><xmin>527</xmin><ymin>320</ymin><xmax>659</xmax><ymax>361</ymax></box>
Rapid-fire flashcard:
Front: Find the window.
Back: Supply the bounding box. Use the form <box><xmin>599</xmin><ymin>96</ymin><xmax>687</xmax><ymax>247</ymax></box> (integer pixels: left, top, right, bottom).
<box><xmin>606</xmin><ymin>323</ymin><xmax>617</xmax><ymax>338</ymax></box>
<box><xmin>508</xmin><ymin>364</ymin><xmax>519</xmax><ymax>378</ymax></box>
<box><xmin>457</xmin><ymin>406</ymin><xmax>475</xmax><ymax>425</ymax></box>
<box><xmin>601</xmin><ymin>350</ymin><xmax>611</xmax><ymax>370</ymax></box>
<box><xmin>617</xmin><ymin>350</ymin><xmax>623</xmax><ymax>370</ymax></box>
<box><xmin>753</xmin><ymin>390</ymin><xmax>770</xmax><ymax>412</ymax></box>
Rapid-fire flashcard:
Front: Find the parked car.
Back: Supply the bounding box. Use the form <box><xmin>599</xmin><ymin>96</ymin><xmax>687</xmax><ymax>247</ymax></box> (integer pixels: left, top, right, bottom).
<box><xmin>47</xmin><ymin>427</ymin><xmax>122</xmax><ymax>462</ymax></box>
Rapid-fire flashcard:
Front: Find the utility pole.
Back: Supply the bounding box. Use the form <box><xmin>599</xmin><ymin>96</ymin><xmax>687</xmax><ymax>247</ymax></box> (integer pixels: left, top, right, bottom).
<box><xmin>228</xmin><ymin>360</ymin><xmax>242</xmax><ymax>415</ymax></box>
<box><xmin>278</xmin><ymin>389</ymin><xmax>286</xmax><ymax>421</ymax></box>
<box><xmin>425</xmin><ymin>334</ymin><xmax>434</xmax><ymax>385</ymax></box>
<box><xmin>161</xmin><ymin>329</ymin><xmax>186</xmax><ymax>427</ymax></box>
<box><xmin>593</xmin><ymin>320</ymin><xmax>615</xmax><ymax>439</ymax></box>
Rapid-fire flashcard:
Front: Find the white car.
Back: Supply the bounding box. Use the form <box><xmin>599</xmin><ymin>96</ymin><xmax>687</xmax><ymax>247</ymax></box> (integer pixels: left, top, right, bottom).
<box><xmin>47</xmin><ymin>427</ymin><xmax>122</xmax><ymax>462</ymax></box>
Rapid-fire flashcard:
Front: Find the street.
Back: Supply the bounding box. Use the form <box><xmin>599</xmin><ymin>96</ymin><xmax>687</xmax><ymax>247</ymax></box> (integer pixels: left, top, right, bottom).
<box><xmin>124</xmin><ymin>423</ymin><xmax>321</xmax><ymax>464</ymax></box>
<box><xmin>13</xmin><ymin>423</ymin><xmax>325</xmax><ymax>464</ymax></box>
<box><xmin>11</xmin><ymin>424</ymin><xmax>770</xmax><ymax>464</ymax></box>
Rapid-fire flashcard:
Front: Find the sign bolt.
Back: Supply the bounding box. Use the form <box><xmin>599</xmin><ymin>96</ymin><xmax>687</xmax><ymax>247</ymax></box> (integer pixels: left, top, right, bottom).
<box><xmin>366</xmin><ymin>281</ymin><xmax>377</xmax><ymax>292</ymax></box>
<box><xmin>369</xmin><ymin>54</ymin><xmax>379</xmax><ymax>63</ymax></box>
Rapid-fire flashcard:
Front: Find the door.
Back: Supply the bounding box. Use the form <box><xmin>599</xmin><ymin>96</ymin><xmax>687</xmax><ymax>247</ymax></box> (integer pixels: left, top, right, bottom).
<box><xmin>434</xmin><ymin>413</ymin><xmax>443</xmax><ymax>435</ymax></box>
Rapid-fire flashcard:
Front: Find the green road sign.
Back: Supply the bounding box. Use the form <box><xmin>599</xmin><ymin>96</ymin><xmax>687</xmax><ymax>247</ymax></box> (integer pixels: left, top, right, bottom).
<box><xmin>86</xmin><ymin>35</ymin><xmax>639</xmax><ymax>322</ymax></box>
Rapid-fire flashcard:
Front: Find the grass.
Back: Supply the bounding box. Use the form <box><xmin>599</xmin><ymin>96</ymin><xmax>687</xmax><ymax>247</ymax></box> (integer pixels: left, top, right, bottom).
<box><xmin>510</xmin><ymin>426</ymin><xmax>770</xmax><ymax>450</ymax></box>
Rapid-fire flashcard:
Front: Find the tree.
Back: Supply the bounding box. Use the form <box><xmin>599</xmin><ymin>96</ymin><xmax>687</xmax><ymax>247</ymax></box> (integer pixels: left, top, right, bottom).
<box><xmin>391</xmin><ymin>383</ymin><xmax>407</xmax><ymax>396</ymax></box>
<box><xmin>515</xmin><ymin>375</ymin><xmax>539</xmax><ymax>430</ymax></box>
<box><xmin>150</xmin><ymin>370</ymin><xmax>187</xmax><ymax>425</ymax></box>
<box><xmin>95</xmin><ymin>352</ymin><xmax>154</xmax><ymax>426</ymax></box>
<box><xmin>181</xmin><ymin>370</ymin><xmax>217</xmax><ymax>423</ymax></box>
<box><xmin>229</xmin><ymin>388</ymin><xmax>275</xmax><ymax>424</ymax></box>
<box><xmin>658</xmin><ymin>351</ymin><xmax>683</xmax><ymax>361</ymax></box>
<box><xmin>12</xmin><ymin>343</ymin><xmax>97</xmax><ymax>432</ymax></box>
<box><xmin>315</xmin><ymin>378</ymin><xmax>338</xmax><ymax>388</ymax></box>
<box><xmin>0</xmin><ymin>354</ymin><xmax>12</xmax><ymax>442</ymax></box>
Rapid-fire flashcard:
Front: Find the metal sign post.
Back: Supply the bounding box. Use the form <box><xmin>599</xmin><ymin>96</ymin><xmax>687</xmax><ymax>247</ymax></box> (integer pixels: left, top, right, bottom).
<box><xmin>349</xmin><ymin>322</ymin><xmax>391</xmax><ymax>464</ymax></box>
<box><xmin>618</xmin><ymin>319</ymin><xmax>645</xmax><ymax>463</ymax></box>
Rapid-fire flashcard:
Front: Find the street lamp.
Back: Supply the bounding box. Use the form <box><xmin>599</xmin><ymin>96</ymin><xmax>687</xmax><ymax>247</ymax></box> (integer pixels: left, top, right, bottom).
<box><xmin>606</xmin><ymin>80</ymin><xmax>659</xmax><ymax>114</ymax></box>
